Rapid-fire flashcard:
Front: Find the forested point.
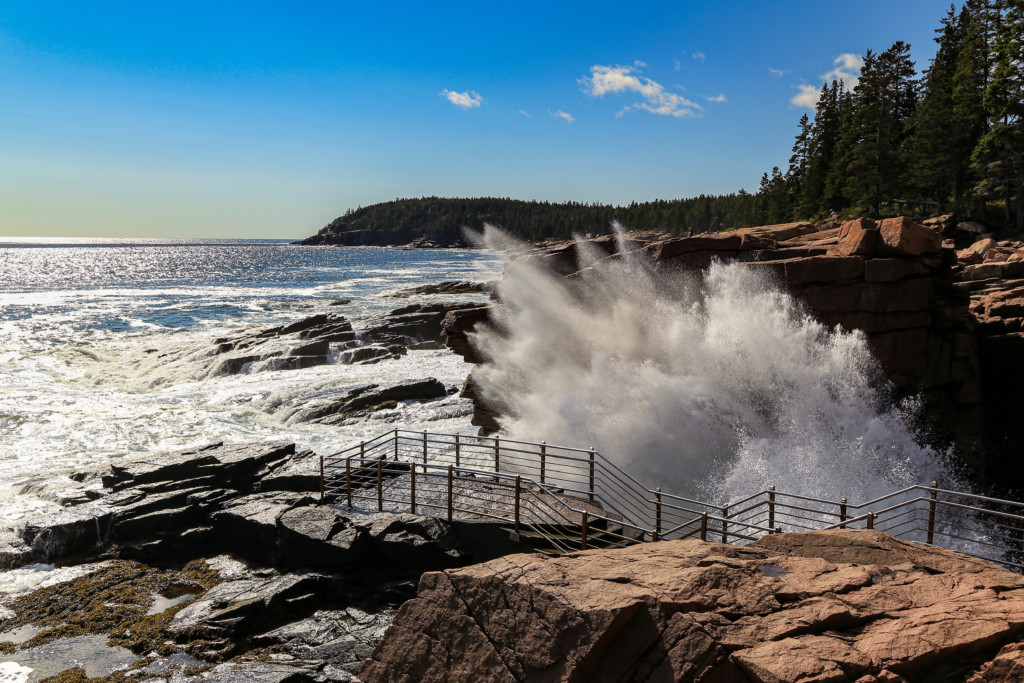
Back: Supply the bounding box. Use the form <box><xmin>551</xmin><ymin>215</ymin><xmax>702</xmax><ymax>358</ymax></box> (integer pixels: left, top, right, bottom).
<box><xmin>301</xmin><ymin>0</ymin><xmax>1022</xmax><ymax>248</ymax></box>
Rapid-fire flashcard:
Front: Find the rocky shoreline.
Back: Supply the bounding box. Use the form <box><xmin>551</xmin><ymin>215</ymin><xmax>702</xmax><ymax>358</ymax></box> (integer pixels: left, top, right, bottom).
<box><xmin>0</xmin><ymin>440</ymin><xmax>493</xmax><ymax>681</ymax></box>
<box><xmin>7</xmin><ymin>219</ymin><xmax>1024</xmax><ymax>681</ymax></box>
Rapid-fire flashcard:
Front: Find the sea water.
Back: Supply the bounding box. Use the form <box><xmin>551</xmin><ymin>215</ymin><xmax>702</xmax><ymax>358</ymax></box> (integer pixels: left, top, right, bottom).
<box><xmin>0</xmin><ymin>238</ymin><xmax>506</xmax><ymax>521</ymax></box>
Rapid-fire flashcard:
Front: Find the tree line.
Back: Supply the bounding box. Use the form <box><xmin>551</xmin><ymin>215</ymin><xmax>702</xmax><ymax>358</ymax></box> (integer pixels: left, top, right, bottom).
<box><xmin>308</xmin><ymin>0</ymin><xmax>1021</xmax><ymax>246</ymax></box>
<box><xmin>305</xmin><ymin>194</ymin><xmax>761</xmax><ymax>245</ymax></box>
<box><xmin>761</xmin><ymin>0</ymin><xmax>1023</xmax><ymax>231</ymax></box>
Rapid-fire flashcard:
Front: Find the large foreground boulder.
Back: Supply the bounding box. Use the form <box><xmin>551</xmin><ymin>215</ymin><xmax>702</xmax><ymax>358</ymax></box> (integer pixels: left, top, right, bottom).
<box><xmin>361</xmin><ymin>530</ymin><xmax>1024</xmax><ymax>682</ymax></box>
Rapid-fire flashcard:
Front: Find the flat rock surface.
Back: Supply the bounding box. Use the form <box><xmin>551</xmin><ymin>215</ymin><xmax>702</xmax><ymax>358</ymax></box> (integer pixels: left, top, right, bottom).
<box><xmin>361</xmin><ymin>529</ymin><xmax>1024</xmax><ymax>682</ymax></box>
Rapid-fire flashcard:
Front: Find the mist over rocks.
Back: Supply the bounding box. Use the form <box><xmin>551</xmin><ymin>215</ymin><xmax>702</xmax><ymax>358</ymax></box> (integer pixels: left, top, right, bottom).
<box><xmin>443</xmin><ymin>219</ymin><xmax>982</xmax><ymax>501</ymax></box>
<box><xmin>361</xmin><ymin>529</ymin><xmax>1024</xmax><ymax>683</ymax></box>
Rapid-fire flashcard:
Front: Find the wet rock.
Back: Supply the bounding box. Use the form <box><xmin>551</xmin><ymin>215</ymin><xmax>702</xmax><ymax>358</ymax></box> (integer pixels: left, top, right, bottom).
<box><xmin>339</xmin><ymin>345</ymin><xmax>393</xmax><ymax>364</ymax></box>
<box><xmin>0</xmin><ymin>531</ymin><xmax>34</xmax><ymax>568</ymax></box>
<box><xmin>290</xmin><ymin>379</ymin><xmax>448</xmax><ymax>425</ymax></box>
<box><xmin>102</xmin><ymin>442</ymin><xmax>294</xmax><ymax>492</ymax></box>
<box><xmin>20</xmin><ymin>504</ymin><xmax>113</xmax><ymax>561</ymax></box>
<box><xmin>358</xmin><ymin>512</ymin><xmax>465</xmax><ymax>569</ymax></box>
<box><xmin>277</xmin><ymin>507</ymin><xmax>369</xmax><ymax>571</ymax></box>
<box><xmin>168</xmin><ymin>572</ymin><xmax>342</xmax><ymax>640</ymax></box>
<box><xmin>212</xmin><ymin>492</ymin><xmax>315</xmax><ymax>565</ymax></box>
<box><xmin>260</xmin><ymin>449</ymin><xmax>324</xmax><ymax>493</ymax></box>
<box><xmin>362</xmin><ymin>530</ymin><xmax>1024</xmax><ymax>683</ymax></box>
<box><xmin>182</xmin><ymin>660</ymin><xmax>322</xmax><ymax>682</ymax></box>
<box><xmin>256</xmin><ymin>607</ymin><xmax>393</xmax><ymax>675</ymax></box>
<box><xmin>390</xmin><ymin>280</ymin><xmax>494</xmax><ymax>297</ymax></box>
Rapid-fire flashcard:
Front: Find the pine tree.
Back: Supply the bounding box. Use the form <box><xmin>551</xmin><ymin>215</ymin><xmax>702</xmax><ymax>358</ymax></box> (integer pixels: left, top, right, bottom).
<box><xmin>803</xmin><ymin>81</ymin><xmax>847</xmax><ymax>216</ymax></box>
<box><xmin>840</xmin><ymin>43</ymin><xmax>918</xmax><ymax>216</ymax></box>
<box><xmin>908</xmin><ymin>4</ymin><xmax>986</xmax><ymax>213</ymax></box>
<box><xmin>787</xmin><ymin>113</ymin><xmax>813</xmax><ymax>218</ymax></box>
<box><xmin>972</xmin><ymin>0</ymin><xmax>1024</xmax><ymax>229</ymax></box>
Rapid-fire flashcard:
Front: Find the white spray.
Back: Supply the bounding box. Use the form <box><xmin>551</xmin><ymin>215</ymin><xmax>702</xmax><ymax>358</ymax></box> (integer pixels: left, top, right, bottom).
<box><xmin>468</xmin><ymin>226</ymin><xmax>961</xmax><ymax>505</ymax></box>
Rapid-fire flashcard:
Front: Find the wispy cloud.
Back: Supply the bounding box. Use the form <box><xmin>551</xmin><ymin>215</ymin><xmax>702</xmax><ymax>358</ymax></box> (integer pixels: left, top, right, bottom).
<box><xmin>768</xmin><ymin>66</ymin><xmax>789</xmax><ymax>77</ymax></box>
<box><xmin>579</xmin><ymin>64</ymin><xmax>702</xmax><ymax>119</ymax></box>
<box><xmin>548</xmin><ymin>108</ymin><xmax>575</xmax><ymax>123</ymax></box>
<box><xmin>692</xmin><ymin>52</ymin><xmax>706</xmax><ymax>62</ymax></box>
<box><xmin>706</xmin><ymin>93</ymin><xmax>727</xmax><ymax>103</ymax></box>
<box><xmin>440</xmin><ymin>89</ymin><xmax>482</xmax><ymax>109</ymax></box>
<box><xmin>517</xmin><ymin>109</ymin><xmax>530</xmax><ymax>117</ymax></box>
<box><xmin>790</xmin><ymin>53</ymin><xmax>864</xmax><ymax>108</ymax></box>
<box><xmin>673</xmin><ymin>58</ymin><xmax>682</xmax><ymax>71</ymax></box>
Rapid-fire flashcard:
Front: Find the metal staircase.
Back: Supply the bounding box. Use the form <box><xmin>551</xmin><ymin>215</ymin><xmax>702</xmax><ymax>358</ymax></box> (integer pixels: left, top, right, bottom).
<box><xmin>319</xmin><ymin>429</ymin><xmax>1024</xmax><ymax>571</ymax></box>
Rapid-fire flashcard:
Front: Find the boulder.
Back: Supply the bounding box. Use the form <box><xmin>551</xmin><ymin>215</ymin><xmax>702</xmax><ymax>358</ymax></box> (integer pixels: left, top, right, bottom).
<box><xmin>877</xmin><ymin>217</ymin><xmax>942</xmax><ymax>256</ymax></box>
<box><xmin>361</xmin><ymin>530</ymin><xmax>1024</xmax><ymax>683</ymax></box>
<box><xmin>212</xmin><ymin>492</ymin><xmax>315</xmax><ymax>565</ymax></box>
<box><xmin>276</xmin><ymin>506</ymin><xmax>369</xmax><ymax>570</ymax></box>
<box><xmin>970</xmin><ymin>238</ymin><xmax>1000</xmax><ymax>255</ymax></box>
<box><xmin>168</xmin><ymin>572</ymin><xmax>342</xmax><ymax>640</ymax></box>
<box><xmin>836</xmin><ymin>218</ymin><xmax>880</xmax><ymax>256</ymax></box>
<box><xmin>359</xmin><ymin>512</ymin><xmax>466</xmax><ymax>569</ymax></box>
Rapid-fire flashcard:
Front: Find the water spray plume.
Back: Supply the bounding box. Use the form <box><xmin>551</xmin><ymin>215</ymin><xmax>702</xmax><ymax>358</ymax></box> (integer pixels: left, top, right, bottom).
<box><xmin>469</xmin><ymin>225</ymin><xmax>962</xmax><ymax>503</ymax></box>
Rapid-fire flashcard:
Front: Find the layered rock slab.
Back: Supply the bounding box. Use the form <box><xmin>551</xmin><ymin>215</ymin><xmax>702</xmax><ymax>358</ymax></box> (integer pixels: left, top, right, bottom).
<box><xmin>361</xmin><ymin>530</ymin><xmax>1024</xmax><ymax>683</ymax></box>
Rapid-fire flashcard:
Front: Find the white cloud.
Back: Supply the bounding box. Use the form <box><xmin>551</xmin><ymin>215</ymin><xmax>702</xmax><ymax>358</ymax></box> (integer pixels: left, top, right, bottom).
<box><xmin>791</xmin><ymin>84</ymin><xmax>821</xmax><ymax>108</ymax></box>
<box><xmin>790</xmin><ymin>53</ymin><xmax>864</xmax><ymax>108</ymax></box>
<box><xmin>549</xmin><ymin>108</ymin><xmax>575</xmax><ymax>123</ymax></box>
<box><xmin>579</xmin><ymin>64</ymin><xmax>702</xmax><ymax>119</ymax></box>
<box><xmin>692</xmin><ymin>52</ymin><xmax>706</xmax><ymax>62</ymax></box>
<box><xmin>517</xmin><ymin>109</ymin><xmax>530</xmax><ymax>117</ymax></box>
<box><xmin>768</xmin><ymin>66</ymin><xmax>789</xmax><ymax>77</ymax></box>
<box><xmin>823</xmin><ymin>53</ymin><xmax>863</xmax><ymax>88</ymax></box>
<box><xmin>706</xmin><ymin>93</ymin><xmax>727</xmax><ymax>103</ymax></box>
<box><xmin>674</xmin><ymin>58</ymin><xmax>682</xmax><ymax>71</ymax></box>
<box><xmin>440</xmin><ymin>89</ymin><xmax>482</xmax><ymax>109</ymax></box>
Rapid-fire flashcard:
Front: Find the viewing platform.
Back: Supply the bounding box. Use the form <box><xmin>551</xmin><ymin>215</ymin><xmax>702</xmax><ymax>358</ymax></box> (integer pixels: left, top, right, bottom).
<box><xmin>321</xmin><ymin>429</ymin><xmax>1024</xmax><ymax>569</ymax></box>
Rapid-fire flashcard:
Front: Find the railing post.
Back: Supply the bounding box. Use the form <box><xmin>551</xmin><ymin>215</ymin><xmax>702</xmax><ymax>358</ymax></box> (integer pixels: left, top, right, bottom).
<box><xmin>455</xmin><ymin>434</ymin><xmax>461</xmax><ymax>469</ymax></box>
<box><xmin>494</xmin><ymin>437</ymin><xmax>500</xmax><ymax>476</ymax></box>
<box><xmin>839</xmin><ymin>498</ymin><xmax>847</xmax><ymax>529</ymax></box>
<box><xmin>540</xmin><ymin>441</ymin><xmax>546</xmax><ymax>484</ymax></box>
<box><xmin>422</xmin><ymin>430</ymin><xmax>428</xmax><ymax>465</ymax></box>
<box><xmin>391</xmin><ymin>435</ymin><xmax>397</xmax><ymax>460</ymax></box>
<box><xmin>767</xmin><ymin>486</ymin><xmax>775</xmax><ymax>532</ymax></box>
<box><xmin>927</xmin><ymin>481</ymin><xmax>937</xmax><ymax>545</ymax></box>
<box><xmin>319</xmin><ymin>455</ymin><xmax>325</xmax><ymax>503</ymax></box>
<box><xmin>447</xmin><ymin>465</ymin><xmax>454</xmax><ymax>522</ymax></box>
<box><xmin>866</xmin><ymin>512</ymin><xmax>874</xmax><ymax>530</ymax></box>
<box><xmin>588</xmin><ymin>448</ymin><xmax>595</xmax><ymax>501</ymax></box>
<box><xmin>581</xmin><ymin>512</ymin><xmax>588</xmax><ymax>550</ymax></box>
<box><xmin>514</xmin><ymin>475</ymin><xmax>521</xmax><ymax>534</ymax></box>
<box><xmin>410</xmin><ymin>463</ymin><xmax>417</xmax><ymax>514</ymax></box>
<box><xmin>377</xmin><ymin>460</ymin><xmax>383</xmax><ymax>511</ymax></box>
<box><xmin>700</xmin><ymin>512</ymin><xmax>708</xmax><ymax>541</ymax></box>
<box><xmin>722</xmin><ymin>506</ymin><xmax>729</xmax><ymax>543</ymax></box>
<box><xmin>654</xmin><ymin>488</ymin><xmax>662</xmax><ymax>542</ymax></box>
<box><xmin>346</xmin><ymin>458</ymin><xmax>352</xmax><ymax>511</ymax></box>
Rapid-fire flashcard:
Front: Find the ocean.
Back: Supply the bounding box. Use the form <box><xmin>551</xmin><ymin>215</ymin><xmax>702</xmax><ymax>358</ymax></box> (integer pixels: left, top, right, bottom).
<box><xmin>0</xmin><ymin>238</ymin><xmax>506</xmax><ymax>524</ymax></box>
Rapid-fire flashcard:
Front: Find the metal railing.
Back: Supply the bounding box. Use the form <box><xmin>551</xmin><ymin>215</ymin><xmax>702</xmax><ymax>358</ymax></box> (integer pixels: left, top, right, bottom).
<box><xmin>318</xmin><ymin>429</ymin><xmax>1024</xmax><ymax>569</ymax></box>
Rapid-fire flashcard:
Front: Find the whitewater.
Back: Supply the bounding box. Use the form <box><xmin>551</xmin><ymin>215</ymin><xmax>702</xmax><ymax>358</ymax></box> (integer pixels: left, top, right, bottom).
<box><xmin>0</xmin><ymin>232</ymin><xmax>965</xmax><ymax>536</ymax></box>
<box><xmin>0</xmin><ymin>238</ymin><xmax>506</xmax><ymax>527</ymax></box>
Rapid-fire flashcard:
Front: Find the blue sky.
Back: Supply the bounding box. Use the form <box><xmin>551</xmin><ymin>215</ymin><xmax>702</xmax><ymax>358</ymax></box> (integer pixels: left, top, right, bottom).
<box><xmin>1</xmin><ymin>1</ymin><xmax>957</xmax><ymax>238</ymax></box>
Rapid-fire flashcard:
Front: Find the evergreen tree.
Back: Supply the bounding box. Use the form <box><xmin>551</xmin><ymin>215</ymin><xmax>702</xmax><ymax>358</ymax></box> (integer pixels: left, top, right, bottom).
<box><xmin>840</xmin><ymin>43</ymin><xmax>918</xmax><ymax>216</ymax></box>
<box><xmin>972</xmin><ymin>0</ymin><xmax>1024</xmax><ymax>229</ymax></box>
<box><xmin>802</xmin><ymin>81</ymin><xmax>846</xmax><ymax>216</ymax></box>
<box><xmin>787</xmin><ymin>113</ymin><xmax>813</xmax><ymax>217</ymax></box>
<box><xmin>908</xmin><ymin>4</ymin><xmax>985</xmax><ymax>213</ymax></box>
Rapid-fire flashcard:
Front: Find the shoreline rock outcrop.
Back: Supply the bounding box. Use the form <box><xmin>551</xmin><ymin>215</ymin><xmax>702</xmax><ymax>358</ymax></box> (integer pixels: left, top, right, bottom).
<box><xmin>361</xmin><ymin>529</ymin><xmax>1024</xmax><ymax>682</ymax></box>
